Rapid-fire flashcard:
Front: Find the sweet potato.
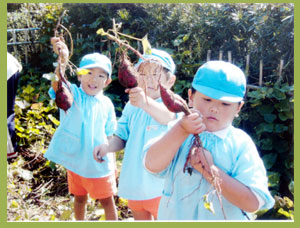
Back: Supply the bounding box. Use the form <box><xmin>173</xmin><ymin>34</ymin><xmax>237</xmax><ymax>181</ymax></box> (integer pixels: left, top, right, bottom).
<box><xmin>118</xmin><ymin>53</ymin><xmax>138</xmax><ymax>88</ymax></box>
<box><xmin>159</xmin><ymin>83</ymin><xmax>190</xmax><ymax>115</ymax></box>
<box><xmin>55</xmin><ymin>80</ymin><xmax>73</xmax><ymax>112</ymax></box>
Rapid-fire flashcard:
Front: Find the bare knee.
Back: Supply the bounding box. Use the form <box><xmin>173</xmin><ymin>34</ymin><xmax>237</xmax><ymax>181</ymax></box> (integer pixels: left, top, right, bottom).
<box><xmin>99</xmin><ymin>196</ymin><xmax>114</xmax><ymax>208</ymax></box>
<box><xmin>75</xmin><ymin>195</ymin><xmax>88</xmax><ymax>204</ymax></box>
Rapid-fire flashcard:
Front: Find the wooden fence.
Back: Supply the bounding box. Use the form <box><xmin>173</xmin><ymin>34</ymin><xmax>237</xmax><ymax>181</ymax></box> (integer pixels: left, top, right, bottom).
<box><xmin>206</xmin><ymin>50</ymin><xmax>285</xmax><ymax>89</ymax></box>
<box><xmin>7</xmin><ymin>30</ymin><xmax>285</xmax><ymax>89</ymax></box>
<box><xmin>7</xmin><ymin>28</ymin><xmax>41</xmax><ymax>64</ymax></box>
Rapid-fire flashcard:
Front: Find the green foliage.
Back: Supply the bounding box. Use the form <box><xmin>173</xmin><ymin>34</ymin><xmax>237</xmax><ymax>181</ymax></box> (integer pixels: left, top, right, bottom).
<box><xmin>239</xmin><ymin>81</ymin><xmax>294</xmax><ymax>202</ymax></box>
<box><xmin>15</xmin><ymin>71</ymin><xmax>58</xmax><ymax>147</ymax></box>
<box><xmin>8</xmin><ymin>3</ymin><xmax>294</xmax><ymax>220</ymax></box>
<box><xmin>256</xmin><ymin>195</ymin><xmax>294</xmax><ymax>220</ymax></box>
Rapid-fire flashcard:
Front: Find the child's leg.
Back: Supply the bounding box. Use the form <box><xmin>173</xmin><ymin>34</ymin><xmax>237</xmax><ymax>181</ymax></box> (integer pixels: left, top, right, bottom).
<box><xmin>99</xmin><ymin>196</ymin><xmax>118</xmax><ymax>220</ymax></box>
<box><xmin>74</xmin><ymin>195</ymin><xmax>88</xmax><ymax>220</ymax></box>
<box><xmin>67</xmin><ymin>170</ymin><xmax>89</xmax><ymax>220</ymax></box>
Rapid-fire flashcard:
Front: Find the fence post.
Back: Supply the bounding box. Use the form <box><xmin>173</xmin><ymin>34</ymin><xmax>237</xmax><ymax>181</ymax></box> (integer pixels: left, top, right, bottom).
<box><xmin>228</xmin><ymin>51</ymin><xmax>232</xmax><ymax>63</ymax></box>
<box><xmin>219</xmin><ymin>50</ymin><xmax>223</xmax><ymax>60</ymax></box>
<box><xmin>25</xmin><ymin>30</ymin><xmax>29</xmax><ymax>64</ymax></box>
<box><xmin>259</xmin><ymin>60</ymin><xmax>263</xmax><ymax>86</ymax></box>
<box><xmin>278</xmin><ymin>59</ymin><xmax>284</xmax><ymax>81</ymax></box>
<box><xmin>207</xmin><ymin>50</ymin><xmax>211</xmax><ymax>62</ymax></box>
<box><xmin>245</xmin><ymin>54</ymin><xmax>250</xmax><ymax>78</ymax></box>
<box><xmin>12</xmin><ymin>30</ymin><xmax>17</xmax><ymax>54</ymax></box>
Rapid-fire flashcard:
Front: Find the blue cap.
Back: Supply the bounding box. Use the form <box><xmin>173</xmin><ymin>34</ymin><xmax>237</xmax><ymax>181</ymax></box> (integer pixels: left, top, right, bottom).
<box><xmin>136</xmin><ymin>49</ymin><xmax>176</xmax><ymax>74</ymax></box>
<box><xmin>79</xmin><ymin>53</ymin><xmax>112</xmax><ymax>77</ymax></box>
<box><xmin>192</xmin><ymin>61</ymin><xmax>246</xmax><ymax>103</ymax></box>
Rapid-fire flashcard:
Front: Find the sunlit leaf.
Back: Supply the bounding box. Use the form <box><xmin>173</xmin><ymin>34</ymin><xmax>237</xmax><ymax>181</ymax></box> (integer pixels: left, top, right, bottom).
<box><xmin>96</xmin><ymin>28</ymin><xmax>105</xmax><ymax>35</ymax></box>
<box><xmin>284</xmin><ymin>196</ymin><xmax>294</xmax><ymax>208</ymax></box>
<box><xmin>59</xmin><ymin>209</ymin><xmax>72</xmax><ymax>220</ymax></box>
<box><xmin>99</xmin><ymin>214</ymin><xmax>106</xmax><ymax>220</ymax></box>
<box><xmin>48</xmin><ymin>114</ymin><xmax>60</xmax><ymax>126</ymax></box>
<box><xmin>11</xmin><ymin>200</ymin><xmax>19</xmax><ymax>208</ymax></box>
<box><xmin>142</xmin><ymin>35</ymin><xmax>152</xmax><ymax>55</ymax></box>
<box><xmin>31</xmin><ymin>103</ymin><xmax>43</xmax><ymax>110</ymax></box>
<box><xmin>15</xmin><ymin>100</ymin><xmax>30</xmax><ymax>109</ymax></box>
<box><xmin>204</xmin><ymin>202</ymin><xmax>215</xmax><ymax>214</ymax></box>
<box><xmin>77</xmin><ymin>69</ymin><xmax>91</xmax><ymax>75</ymax></box>
<box><xmin>42</xmin><ymin>73</ymin><xmax>57</xmax><ymax>81</ymax></box>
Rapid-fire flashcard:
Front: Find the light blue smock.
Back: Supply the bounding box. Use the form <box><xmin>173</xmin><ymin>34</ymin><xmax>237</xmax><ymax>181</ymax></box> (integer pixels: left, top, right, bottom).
<box><xmin>44</xmin><ymin>84</ymin><xmax>117</xmax><ymax>178</ymax></box>
<box><xmin>144</xmin><ymin>125</ymin><xmax>275</xmax><ymax>220</ymax></box>
<box><xmin>115</xmin><ymin>98</ymin><xmax>171</xmax><ymax>200</ymax></box>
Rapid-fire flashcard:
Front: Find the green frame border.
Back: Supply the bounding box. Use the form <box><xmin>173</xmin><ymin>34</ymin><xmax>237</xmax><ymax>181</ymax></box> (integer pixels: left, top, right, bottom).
<box><xmin>1</xmin><ymin>0</ymin><xmax>297</xmax><ymax>227</ymax></box>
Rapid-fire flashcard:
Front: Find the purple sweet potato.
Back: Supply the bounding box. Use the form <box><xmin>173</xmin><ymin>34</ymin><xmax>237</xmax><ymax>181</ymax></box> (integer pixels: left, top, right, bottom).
<box><xmin>55</xmin><ymin>80</ymin><xmax>73</xmax><ymax>112</ymax></box>
<box><xmin>118</xmin><ymin>54</ymin><xmax>138</xmax><ymax>89</ymax></box>
<box><xmin>159</xmin><ymin>83</ymin><xmax>190</xmax><ymax>115</ymax></box>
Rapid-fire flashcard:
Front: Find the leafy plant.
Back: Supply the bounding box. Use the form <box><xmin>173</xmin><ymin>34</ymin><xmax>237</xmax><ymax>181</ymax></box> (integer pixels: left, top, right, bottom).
<box><xmin>238</xmin><ymin>81</ymin><xmax>294</xmax><ymax>219</ymax></box>
<box><xmin>8</xmin><ymin>3</ymin><xmax>294</xmax><ymax>220</ymax></box>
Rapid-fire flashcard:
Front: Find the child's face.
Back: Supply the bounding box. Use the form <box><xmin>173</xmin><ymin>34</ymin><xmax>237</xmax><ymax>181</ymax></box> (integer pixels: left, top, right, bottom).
<box><xmin>78</xmin><ymin>67</ymin><xmax>111</xmax><ymax>96</ymax></box>
<box><xmin>137</xmin><ymin>62</ymin><xmax>175</xmax><ymax>99</ymax></box>
<box><xmin>189</xmin><ymin>90</ymin><xmax>244</xmax><ymax>132</ymax></box>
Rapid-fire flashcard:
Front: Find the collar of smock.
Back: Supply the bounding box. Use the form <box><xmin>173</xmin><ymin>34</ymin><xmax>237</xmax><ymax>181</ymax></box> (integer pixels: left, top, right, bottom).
<box><xmin>204</xmin><ymin>125</ymin><xmax>231</xmax><ymax>140</ymax></box>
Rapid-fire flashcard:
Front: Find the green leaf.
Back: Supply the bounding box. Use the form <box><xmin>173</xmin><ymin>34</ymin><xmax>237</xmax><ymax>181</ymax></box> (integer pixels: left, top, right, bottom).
<box><xmin>277</xmin><ymin>208</ymin><xmax>293</xmax><ymax>219</ymax></box>
<box><xmin>263</xmin><ymin>114</ymin><xmax>276</xmax><ymax>123</ymax></box>
<box><xmin>261</xmin><ymin>138</ymin><xmax>273</xmax><ymax>150</ymax></box>
<box><xmin>183</xmin><ymin>34</ymin><xmax>190</xmax><ymax>42</ymax></box>
<box><xmin>288</xmin><ymin>181</ymin><xmax>294</xmax><ymax>196</ymax></box>
<box><xmin>257</xmin><ymin>105</ymin><xmax>274</xmax><ymax>115</ymax></box>
<box><xmin>274</xmin><ymin>124</ymin><xmax>288</xmax><ymax>133</ymax></box>
<box><xmin>48</xmin><ymin>114</ymin><xmax>60</xmax><ymax>126</ymax></box>
<box><xmin>268</xmin><ymin>171</ymin><xmax>280</xmax><ymax>187</ymax></box>
<box><xmin>274</xmin><ymin>101</ymin><xmax>292</xmax><ymax>112</ymax></box>
<box><xmin>272</xmin><ymin>89</ymin><xmax>286</xmax><ymax>100</ymax></box>
<box><xmin>23</xmin><ymin>85</ymin><xmax>35</xmax><ymax>94</ymax></box>
<box><xmin>262</xmin><ymin>153</ymin><xmax>277</xmax><ymax>169</ymax></box>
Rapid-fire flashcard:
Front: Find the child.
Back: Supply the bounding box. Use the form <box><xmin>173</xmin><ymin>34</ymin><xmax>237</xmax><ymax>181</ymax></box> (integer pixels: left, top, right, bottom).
<box><xmin>7</xmin><ymin>52</ymin><xmax>22</xmax><ymax>158</ymax></box>
<box><xmin>93</xmin><ymin>49</ymin><xmax>177</xmax><ymax>220</ymax></box>
<box><xmin>44</xmin><ymin>38</ymin><xmax>118</xmax><ymax>220</ymax></box>
<box><xmin>144</xmin><ymin>61</ymin><xmax>275</xmax><ymax>220</ymax></box>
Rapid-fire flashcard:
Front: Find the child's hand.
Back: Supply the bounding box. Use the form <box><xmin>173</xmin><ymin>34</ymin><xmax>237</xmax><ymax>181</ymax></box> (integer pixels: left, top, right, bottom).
<box><xmin>93</xmin><ymin>144</ymin><xmax>109</xmax><ymax>163</ymax></box>
<box><xmin>126</xmin><ymin>87</ymin><xmax>147</xmax><ymax>109</ymax></box>
<box><xmin>179</xmin><ymin>109</ymin><xmax>206</xmax><ymax>135</ymax></box>
<box><xmin>50</xmin><ymin>37</ymin><xmax>69</xmax><ymax>62</ymax></box>
<box><xmin>189</xmin><ymin>147</ymin><xmax>214</xmax><ymax>176</ymax></box>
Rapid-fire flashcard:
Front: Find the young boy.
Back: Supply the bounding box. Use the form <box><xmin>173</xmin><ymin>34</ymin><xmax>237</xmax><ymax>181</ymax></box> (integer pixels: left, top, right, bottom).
<box><xmin>44</xmin><ymin>38</ymin><xmax>118</xmax><ymax>220</ymax></box>
<box><xmin>93</xmin><ymin>49</ymin><xmax>177</xmax><ymax>220</ymax></box>
<box><xmin>144</xmin><ymin>61</ymin><xmax>275</xmax><ymax>220</ymax></box>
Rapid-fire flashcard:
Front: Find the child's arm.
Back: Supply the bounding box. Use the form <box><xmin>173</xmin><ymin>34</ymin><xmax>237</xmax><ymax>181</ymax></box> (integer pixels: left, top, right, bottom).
<box><xmin>50</xmin><ymin>37</ymin><xmax>69</xmax><ymax>93</ymax></box>
<box><xmin>93</xmin><ymin>136</ymin><xmax>125</xmax><ymax>163</ymax></box>
<box><xmin>145</xmin><ymin>110</ymin><xmax>205</xmax><ymax>173</ymax></box>
<box><xmin>190</xmin><ymin>149</ymin><xmax>260</xmax><ymax>212</ymax></box>
<box><xmin>126</xmin><ymin>87</ymin><xmax>176</xmax><ymax>125</ymax></box>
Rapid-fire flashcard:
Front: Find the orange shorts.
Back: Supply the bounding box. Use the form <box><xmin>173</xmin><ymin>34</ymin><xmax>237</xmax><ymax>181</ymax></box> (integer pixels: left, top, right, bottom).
<box><xmin>128</xmin><ymin>197</ymin><xmax>161</xmax><ymax>218</ymax></box>
<box><xmin>67</xmin><ymin>170</ymin><xmax>117</xmax><ymax>199</ymax></box>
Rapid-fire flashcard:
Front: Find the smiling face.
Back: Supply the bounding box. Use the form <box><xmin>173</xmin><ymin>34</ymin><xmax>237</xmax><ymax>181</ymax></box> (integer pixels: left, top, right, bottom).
<box><xmin>189</xmin><ymin>90</ymin><xmax>244</xmax><ymax>132</ymax></box>
<box><xmin>78</xmin><ymin>67</ymin><xmax>111</xmax><ymax>96</ymax></box>
<box><xmin>137</xmin><ymin>62</ymin><xmax>175</xmax><ymax>99</ymax></box>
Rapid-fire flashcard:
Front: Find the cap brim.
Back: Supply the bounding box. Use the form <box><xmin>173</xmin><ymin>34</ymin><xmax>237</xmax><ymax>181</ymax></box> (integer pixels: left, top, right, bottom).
<box><xmin>79</xmin><ymin>64</ymin><xmax>111</xmax><ymax>77</ymax></box>
<box><xmin>192</xmin><ymin>84</ymin><xmax>243</xmax><ymax>103</ymax></box>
